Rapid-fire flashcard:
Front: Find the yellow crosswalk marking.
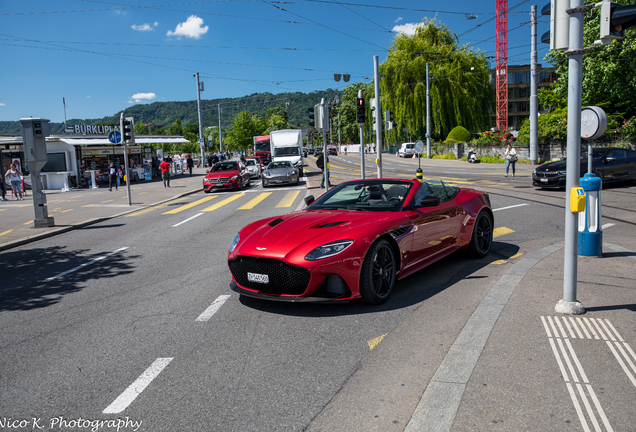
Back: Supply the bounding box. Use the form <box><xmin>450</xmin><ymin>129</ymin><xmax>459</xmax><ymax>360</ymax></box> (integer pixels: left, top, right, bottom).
<box><xmin>276</xmin><ymin>190</ymin><xmax>300</xmax><ymax>208</ymax></box>
<box><xmin>23</xmin><ymin>220</ymin><xmax>33</xmax><ymax>225</ymax></box>
<box><xmin>125</xmin><ymin>197</ymin><xmax>188</xmax><ymax>217</ymax></box>
<box><xmin>0</xmin><ymin>229</ymin><xmax>13</xmax><ymax>236</ymax></box>
<box><xmin>163</xmin><ymin>196</ymin><xmax>217</xmax><ymax>214</ymax></box>
<box><xmin>238</xmin><ymin>192</ymin><xmax>272</xmax><ymax>210</ymax></box>
<box><xmin>493</xmin><ymin>227</ymin><xmax>515</xmax><ymax>238</ymax></box>
<box><xmin>201</xmin><ymin>194</ymin><xmax>244</xmax><ymax>211</ymax></box>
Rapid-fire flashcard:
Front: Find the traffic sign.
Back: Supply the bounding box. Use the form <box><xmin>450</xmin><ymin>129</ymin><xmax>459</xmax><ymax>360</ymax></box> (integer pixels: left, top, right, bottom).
<box><xmin>200</xmin><ymin>138</ymin><xmax>204</xmax><ymax>144</ymax></box>
<box><xmin>108</xmin><ymin>130</ymin><xmax>121</xmax><ymax>144</ymax></box>
<box><xmin>414</xmin><ymin>140</ymin><xmax>424</xmax><ymax>154</ymax></box>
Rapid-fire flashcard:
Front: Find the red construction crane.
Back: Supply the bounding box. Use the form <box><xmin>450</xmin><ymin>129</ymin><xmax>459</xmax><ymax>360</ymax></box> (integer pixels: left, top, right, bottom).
<box><xmin>496</xmin><ymin>0</ymin><xmax>508</xmax><ymax>131</ymax></box>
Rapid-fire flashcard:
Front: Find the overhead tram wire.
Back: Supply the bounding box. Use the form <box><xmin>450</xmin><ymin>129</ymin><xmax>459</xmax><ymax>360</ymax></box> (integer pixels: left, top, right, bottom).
<box><xmin>328</xmin><ymin>0</ymin><xmax>391</xmax><ymax>33</ymax></box>
<box><xmin>258</xmin><ymin>0</ymin><xmax>386</xmax><ymax>49</ymax></box>
<box><xmin>458</xmin><ymin>0</ymin><xmax>532</xmax><ymax>38</ymax></box>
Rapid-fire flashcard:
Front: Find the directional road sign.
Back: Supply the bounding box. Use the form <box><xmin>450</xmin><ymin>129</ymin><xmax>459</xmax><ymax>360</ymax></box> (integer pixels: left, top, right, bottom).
<box><xmin>108</xmin><ymin>130</ymin><xmax>121</xmax><ymax>144</ymax></box>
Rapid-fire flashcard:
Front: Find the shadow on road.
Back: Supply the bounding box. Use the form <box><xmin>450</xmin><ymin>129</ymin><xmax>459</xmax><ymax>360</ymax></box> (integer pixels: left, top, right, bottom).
<box><xmin>0</xmin><ymin>246</ymin><xmax>138</xmax><ymax>312</ymax></box>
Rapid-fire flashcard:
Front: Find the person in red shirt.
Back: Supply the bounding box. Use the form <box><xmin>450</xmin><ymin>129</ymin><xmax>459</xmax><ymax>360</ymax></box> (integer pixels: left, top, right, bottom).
<box><xmin>159</xmin><ymin>157</ymin><xmax>171</xmax><ymax>188</ymax></box>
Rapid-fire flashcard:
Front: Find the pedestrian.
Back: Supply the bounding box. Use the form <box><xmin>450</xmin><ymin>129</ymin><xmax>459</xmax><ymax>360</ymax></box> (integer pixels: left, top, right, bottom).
<box><xmin>186</xmin><ymin>155</ymin><xmax>194</xmax><ymax>176</ymax></box>
<box><xmin>316</xmin><ymin>152</ymin><xmax>330</xmax><ymax>188</ymax></box>
<box><xmin>505</xmin><ymin>144</ymin><xmax>517</xmax><ymax>177</ymax></box>
<box><xmin>117</xmin><ymin>166</ymin><xmax>123</xmax><ymax>189</ymax></box>
<box><xmin>4</xmin><ymin>163</ymin><xmax>24</xmax><ymax>200</ymax></box>
<box><xmin>160</xmin><ymin>157</ymin><xmax>171</xmax><ymax>187</ymax></box>
<box><xmin>207</xmin><ymin>154</ymin><xmax>213</xmax><ymax>167</ymax></box>
<box><xmin>0</xmin><ymin>168</ymin><xmax>8</xmax><ymax>201</ymax></box>
<box><xmin>108</xmin><ymin>161</ymin><xmax>118</xmax><ymax>191</ymax></box>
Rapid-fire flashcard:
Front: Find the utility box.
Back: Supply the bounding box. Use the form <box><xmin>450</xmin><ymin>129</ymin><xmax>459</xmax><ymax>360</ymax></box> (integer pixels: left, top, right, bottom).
<box><xmin>20</xmin><ymin>118</ymin><xmax>54</xmax><ymax>227</ymax></box>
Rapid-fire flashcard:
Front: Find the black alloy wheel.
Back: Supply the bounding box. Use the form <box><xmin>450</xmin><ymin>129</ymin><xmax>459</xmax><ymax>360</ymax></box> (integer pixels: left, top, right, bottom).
<box><xmin>360</xmin><ymin>238</ymin><xmax>396</xmax><ymax>304</ymax></box>
<box><xmin>467</xmin><ymin>211</ymin><xmax>493</xmax><ymax>258</ymax></box>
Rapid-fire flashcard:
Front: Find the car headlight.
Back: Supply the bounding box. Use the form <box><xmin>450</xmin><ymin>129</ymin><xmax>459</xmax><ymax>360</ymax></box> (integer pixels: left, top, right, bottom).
<box><xmin>229</xmin><ymin>232</ymin><xmax>240</xmax><ymax>253</ymax></box>
<box><xmin>294</xmin><ymin>160</ymin><xmax>302</xmax><ymax>167</ymax></box>
<box><xmin>230</xmin><ymin>175</ymin><xmax>239</xmax><ymax>181</ymax></box>
<box><xmin>288</xmin><ymin>170</ymin><xmax>296</xmax><ymax>176</ymax></box>
<box><xmin>264</xmin><ymin>172</ymin><xmax>271</xmax><ymax>177</ymax></box>
<box><xmin>305</xmin><ymin>240</ymin><xmax>354</xmax><ymax>261</ymax></box>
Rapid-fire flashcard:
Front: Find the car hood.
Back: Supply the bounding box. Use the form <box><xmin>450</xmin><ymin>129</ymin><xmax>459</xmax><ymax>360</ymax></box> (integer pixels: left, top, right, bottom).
<box><xmin>265</xmin><ymin>167</ymin><xmax>295</xmax><ymax>175</ymax></box>
<box><xmin>235</xmin><ymin>210</ymin><xmax>404</xmax><ymax>260</ymax></box>
<box><xmin>205</xmin><ymin>169</ymin><xmax>240</xmax><ymax>178</ymax></box>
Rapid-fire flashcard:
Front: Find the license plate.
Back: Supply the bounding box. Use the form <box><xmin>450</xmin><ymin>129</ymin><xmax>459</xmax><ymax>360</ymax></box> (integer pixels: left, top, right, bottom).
<box><xmin>247</xmin><ymin>272</ymin><xmax>269</xmax><ymax>284</ymax></box>
<box><xmin>540</xmin><ymin>178</ymin><xmax>548</xmax><ymax>183</ymax></box>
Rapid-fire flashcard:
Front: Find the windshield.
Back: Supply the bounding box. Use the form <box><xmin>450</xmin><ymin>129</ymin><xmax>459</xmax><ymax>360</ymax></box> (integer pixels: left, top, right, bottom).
<box><xmin>308</xmin><ymin>181</ymin><xmax>414</xmax><ymax>212</ymax></box>
<box><xmin>267</xmin><ymin>161</ymin><xmax>293</xmax><ymax>170</ymax></box>
<box><xmin>212</xmin><ymin>162</ymin><xmax>239</xmax><ymax>172</ymax></box>
<box><xmin>274</xmin><ymin>147</ymin><xmax>300</xmax><ymax>157</ymax></box>
<box><xmin>245</xmin><ymin>160</ymin><xmax>256</xmax><ymax>166</ymax></box>
<box><xmin>254</xmin><ymin>143</ymin><xmax>269</xmax><ymax>152</ymax></box>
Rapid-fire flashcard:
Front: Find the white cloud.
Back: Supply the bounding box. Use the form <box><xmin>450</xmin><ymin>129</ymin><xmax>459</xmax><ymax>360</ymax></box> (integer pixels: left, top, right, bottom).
<box><xmin>130</xmin><ymin>93</ymin><xmax>156</xmax><ymax>103</ymax></box>
<box><xmin>392</xmin><ymin>23</ymin><xmax>422</xmax><ymax>35</ymax></box>
<box><xmin>132</xmin><ymin>22</ymin><xmax>158</xmax><ymax>32</ymax></box>
<box><xmin>166</xmin><ymin>15</ymin><xmax>208</xmax><ymax>39</ymax></box>
<box><xmin>0</xmin><ymin>103</ymin><xmax>6</xmax><ymax>106</ymax></box>
<box><xmin>395</xmin><ymin>17</ymin><xmax>403</xmax><ymax>23</ymax></box>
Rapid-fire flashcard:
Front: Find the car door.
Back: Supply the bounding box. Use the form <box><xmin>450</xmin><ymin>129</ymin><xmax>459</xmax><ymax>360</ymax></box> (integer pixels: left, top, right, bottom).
<box><xmin>404</xmin><ymin>181</ymin><xmax>462</xmax><ymax>270</ymax></box>
<box><xmin>602</xmin><ymin>149</ymin><xmax>628</xmax><ymax>180</ymax></box>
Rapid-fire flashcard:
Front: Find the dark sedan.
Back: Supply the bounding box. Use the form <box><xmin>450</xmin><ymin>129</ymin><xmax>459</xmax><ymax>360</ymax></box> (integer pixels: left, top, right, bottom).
<box><xmin>532</xmin><ymin>147</ymin><xmax>636</xmax><ymax>189</ymax></box>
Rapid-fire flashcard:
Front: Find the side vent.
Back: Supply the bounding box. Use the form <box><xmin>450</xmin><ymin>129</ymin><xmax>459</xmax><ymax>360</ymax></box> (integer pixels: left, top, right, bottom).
<box><xmin>389</xmin><ymin>226</ymin><xmax>410</xmax><ymax>239</ymax></box>
<box><xmin>269</xmin><ymin>218</ymin><xmax>284</xmax><ymax>227</ymax></box>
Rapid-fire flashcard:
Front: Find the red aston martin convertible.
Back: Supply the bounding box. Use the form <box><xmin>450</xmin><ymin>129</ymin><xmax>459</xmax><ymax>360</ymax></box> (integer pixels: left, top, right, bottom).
<box><xmin>228</xmin><ymin>178</ymin><xmax>493</xmax><ymax>304</ymax></box>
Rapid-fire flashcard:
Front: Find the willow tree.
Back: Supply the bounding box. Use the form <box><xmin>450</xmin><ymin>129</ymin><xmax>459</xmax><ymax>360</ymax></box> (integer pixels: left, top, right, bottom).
<box><xmin>380</xmin><ymin>18</ymin><xmax>494</xmax><ymax>141</ymax></box>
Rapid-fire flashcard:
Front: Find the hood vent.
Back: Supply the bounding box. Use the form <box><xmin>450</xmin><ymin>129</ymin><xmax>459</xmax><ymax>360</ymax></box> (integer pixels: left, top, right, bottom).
<box><xmin>268</xmin><ymin>218</ymin><xmax>284</xmax><ymax>227</ymax></box>
<box><xmin>313</xmin><ymin>221</ymin><xmax>348</xmax><ymax>229</ymax></box>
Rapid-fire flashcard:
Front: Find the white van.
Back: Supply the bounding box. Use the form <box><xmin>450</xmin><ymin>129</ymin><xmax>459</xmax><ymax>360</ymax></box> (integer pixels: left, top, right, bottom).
<box><xmin>398</xmin><ymin>142</ymin><xmax>416</xmax><ymax>158</ymax></box>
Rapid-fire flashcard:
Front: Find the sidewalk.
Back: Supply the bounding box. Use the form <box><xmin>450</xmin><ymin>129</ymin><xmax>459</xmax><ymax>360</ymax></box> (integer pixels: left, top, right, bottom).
<box><xmin>0</xmin><ymin>167</ymin><xmax>207</xmax><ymax>251</ymax></box>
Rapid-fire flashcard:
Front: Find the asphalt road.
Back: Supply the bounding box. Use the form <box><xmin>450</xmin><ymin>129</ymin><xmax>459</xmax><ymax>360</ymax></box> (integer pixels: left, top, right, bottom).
<box><xmin>1</xmin><ymin>156</ymin><xmax>635</xmax><ymax>432</ymax></box>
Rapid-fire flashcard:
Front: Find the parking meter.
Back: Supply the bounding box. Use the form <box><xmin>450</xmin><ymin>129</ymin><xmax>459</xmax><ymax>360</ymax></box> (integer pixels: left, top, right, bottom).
<box><xmin>20</xmin><ymin>118</ymin><xmax>54</xmax><ymax>227</ymax></box>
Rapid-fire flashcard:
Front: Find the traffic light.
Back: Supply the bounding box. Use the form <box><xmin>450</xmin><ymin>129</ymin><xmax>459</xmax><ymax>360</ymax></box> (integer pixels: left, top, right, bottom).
<box><xmin>600</xmin><ymin>1</ymin><xmax>636</xmax><ymax>42</ymax></box>
<box><xmin>540</xmin><ymin>0</ymin><xmax>570</xmax><ymax>50</ymax></box>
<box><xmin>356</xmin><ymin>97</ymin><xmax>365</xmax><ymax>124</ymax></box>
<box><xmin>370</xmin><ymin>98</ymin><xmax>376</xmax><ymax>124</ymax></box>
<box><xmin>384</xmin><ymin>109</ymin><xmax>394</xmax><ymax>130</ymax></box>
<box><xmin>308</xmin><ymin>107</ymin><xmax>315</xmax><ymax>127</ymax></box>
<box><xmin>122</xmin><ymin>117</ymin><xmax>135</xmax><ymax>143</ymax></box>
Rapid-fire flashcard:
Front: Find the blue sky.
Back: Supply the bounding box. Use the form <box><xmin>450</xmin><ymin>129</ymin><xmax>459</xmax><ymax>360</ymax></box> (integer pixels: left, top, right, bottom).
<box><xmin>0</xmin><ymin>0</ymin><xmax>551</xmax><ymax>123</ymax></box>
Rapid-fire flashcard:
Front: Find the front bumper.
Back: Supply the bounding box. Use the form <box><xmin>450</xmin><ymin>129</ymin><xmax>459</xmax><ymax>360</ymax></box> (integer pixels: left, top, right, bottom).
<box><xmin>532</xmin><ymin>174</ymin><xmax>566</xmax><ymax>188</ymax></box>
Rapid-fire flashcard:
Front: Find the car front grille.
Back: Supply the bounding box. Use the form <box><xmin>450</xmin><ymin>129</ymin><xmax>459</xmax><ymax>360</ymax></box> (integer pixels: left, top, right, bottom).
<box><xmin>268</xmin><ymin>176</ymin><xmax>288</xmax><ymax>181</ymax></box>
<box><xmin>229</xmin><ymin>256</ymin><xmax>311</xmax><ymax>295</ymax></box>
<box><xmin>536</xmin><ymin>171</ymin><xmax>559</xmax><ymax>178</ymax></box>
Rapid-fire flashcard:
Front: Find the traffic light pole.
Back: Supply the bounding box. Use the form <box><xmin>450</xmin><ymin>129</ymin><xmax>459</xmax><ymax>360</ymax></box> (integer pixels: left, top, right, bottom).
<box><xmin>557</xmin><ymin>0</ymin><xmax>585</xmax><ymax>315</ymax></box>
<box><xmin>120</xmin><ymin>113</ymin><xmax>132</xmax><ymax>206</ymax></box>
<box><xmin>321</xmin><ymin>98</ymin><xmax>330</xmax><ymax>191</ymax></box>
<box><xmin>373</xmin><ymin>55</ymin><xmax>383</xmax><ymax>178</ymax></box>
<box><xmin>357</xmin><ymin>89</ymin><xmax>365</xmax><ymax>179</ymax></box>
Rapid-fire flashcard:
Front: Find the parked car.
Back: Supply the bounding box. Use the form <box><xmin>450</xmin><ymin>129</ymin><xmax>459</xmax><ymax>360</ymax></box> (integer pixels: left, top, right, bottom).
<box><xmin>327</xmin><ymin>147</ymin><xmax>338</xmax><ymax>156</ymax></box>
<box><xmin>398</xmin><ymin>142</ymin><xmax>416</xmax><ymax>158</ymax></box>
<box><xmin>532</xmin><ymin>147</ymin><xmax>636</xmax><ymax>189</ymax></box>
<box><xmin>261</xmin><ymin>161</ymin><xmax>299</xmax><ymax>188</ymax></box>
<box><xmin>228</xmin><ymin>178</ymin><xmax>492</xmax><ymax>304</ymax></box>
<box><xmin>244</xmin><ymin>158</ymin><xmax>262</xmax><ymax>179</ymax></box>
<box><xmin>203</xmin><ymin>161</ymin><xmax>250</xmax><ymax>193</ymax></box>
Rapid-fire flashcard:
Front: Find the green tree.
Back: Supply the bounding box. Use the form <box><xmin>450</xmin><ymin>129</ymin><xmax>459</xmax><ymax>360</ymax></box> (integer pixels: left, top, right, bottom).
<box><xmin>380</xmin><ymin>18</ymin><xmax>494</xmax><ymax>141</ymax></box>
<box><xmin>167</xmin><ymin>119</ymin><xmax>183</xmax><ymax>136</ymax></box>
<box><xmin>545</xmin><ymin>0</ymin><xmax>636</xmax><ymax>117</ymax></box>
<box><xmin>135</xmin><ymin>122</ymin><xmax>149</xmax><ymax>135</ymax></box>
<box><xmin>226</xmin><ymin>111</ymin><xmax>260</xmax><ymax>151</ymax></box>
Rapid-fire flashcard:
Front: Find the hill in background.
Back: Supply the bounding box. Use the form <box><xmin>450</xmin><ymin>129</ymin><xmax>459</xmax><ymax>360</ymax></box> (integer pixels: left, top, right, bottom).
<box><xmin>0</xmin><ymin>89</ymin><xmax>341</xmax><ymax>135</ymax></box>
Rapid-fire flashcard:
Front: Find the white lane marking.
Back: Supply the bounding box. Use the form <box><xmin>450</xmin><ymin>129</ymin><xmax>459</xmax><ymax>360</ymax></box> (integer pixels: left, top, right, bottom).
<box><xmin>598</xmin><ymin>319</ymin><xmax>616</xmax><ymax>342</ymax></box>
<box><xmin>601</xmin><ymin>223</ymin><xmax>615</xmax><ymax>230</ymax></box>
<box><xmin>493</xmin><ymin>203</ymin><xmax>529</xmax><ymax>212</ymax></box>
<box><xmin>604</xmin><ymin>319</ymin><xmax>624</xmax><ymax>342</ymax></box>
<box><xmin>565</xmin><ymin>338</ymin><xmax>589</xmax><ymax>383</ymax></box>
<box><xmin>563</xmin><ymin>317</ymin><xmax>577</xmax><ymax>338</ymax></box>
<box><xmin>541</xmin><ymin>316</ymin><xmax>553</xmax><ymax>338</ymax></box>
<box><xmin>575</xmin><ymin>383</ymin><xmax>602</xmax><ymax>432</ymax></box>
<box><xmin>587</xmin><ymin>384</ymin><xmax>614</xmax><ymax>432</ymax></box>
<box><xmin>42</xmin><ymin>247</ymin><xmax>128</xmax><ymax>282</ymax></box>
<box><xmin>172</xmin><ymin>212</ymin><xmax>203</xmax><ymax>227</ymax></box>
<box><xmin>607</xmin><ymin>342</ymin><xmax>636</xmax><ymax>387</ymax></box>
<box><xmin>196</xmin><ymin>295</ymin><xmax>231</xmax><ymax>322</ymax></box>
<box><xmin>557</xmin><ymin>338</ymin><xmax>579</xmax><ymax>382</ymax></box>
<box><xmin>555</xmin><ymin>316</ymin><xmax>568</xmax><ymax>338</ymax></box>
<box><xmin>549</xmin><ymin>338</ymin><xmax>569</xmax><ymax>381</ymax></box>
<box><xmin>103</xmin><ymin>357</ymin><xmax>173</xmax><ymax>414</ymax></box>
<box><xmin>566</xmin><ymin>383</ymin><xmax>590</xmax><ymax>432</ymax></box>
<box><xmin>569</xmin><ymin>317</ymin><xmax>584</xmax><ymax>339</ymax></box>
<box><xmin>590</xmin><ymin>318</ymin><xmax>608</xmax><ymax>340</ymax></box>
<box><xmin>577</xmin><ymin>317</ymin><xmax>592</xmax><ymax>339</ymax></box>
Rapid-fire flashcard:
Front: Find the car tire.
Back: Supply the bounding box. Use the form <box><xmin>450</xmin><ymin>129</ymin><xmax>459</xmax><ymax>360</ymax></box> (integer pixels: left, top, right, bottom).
<box><xmin>359</xmin><ymin>238</ymin><xmax>396</xmax><ymax>304</ymax></box>
<box><xmin>247</xmin><ymin>177</ymin><xmax>251</xmax><ymax>187</ymax></box>
<box><xmin>466</xmin><ymin>210</ymin><xmax>493</xmax><ymax>258</ymax></box>
<box><xmin>262</xmin><ymin>181</ymin><xmax>268</xmax><ymax>188</ymax></box>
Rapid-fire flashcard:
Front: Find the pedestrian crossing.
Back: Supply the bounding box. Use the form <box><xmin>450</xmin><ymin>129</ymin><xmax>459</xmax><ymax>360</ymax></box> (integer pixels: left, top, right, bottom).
<box><xmin>125</xmin><ymin>190</ymin><xmax>303</xmax><ymax>218</ymax></box>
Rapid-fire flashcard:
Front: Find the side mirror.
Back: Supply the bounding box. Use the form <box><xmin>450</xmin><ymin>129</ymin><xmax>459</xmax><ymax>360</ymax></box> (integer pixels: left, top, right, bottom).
<box><xmin>417</xmin><ymin>195</ymin><xmax>442</xmax><ymax>207</ymax></box>
<box><xmin>304</xmin><ymin>195</ymin><xmax>315</xmax><ymax>206</ymax></box>
<box><xmin>206</xmin><ymin>169</ymin><xmax>209</xmax><ymax>173</ymax></box>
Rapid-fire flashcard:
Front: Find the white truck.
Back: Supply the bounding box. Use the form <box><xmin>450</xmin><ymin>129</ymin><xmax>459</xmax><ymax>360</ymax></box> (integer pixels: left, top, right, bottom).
<box><xmin>270</xmin><ymin>129</ymin><xmax>304</xmax><ymax>177</ymax></box>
